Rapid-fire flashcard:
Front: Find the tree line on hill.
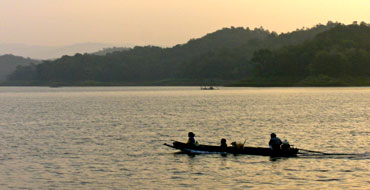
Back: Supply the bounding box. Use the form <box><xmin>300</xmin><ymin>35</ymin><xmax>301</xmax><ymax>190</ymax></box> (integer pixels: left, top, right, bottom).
<box><xmin>244</xmin><ymin>22</ymin><xmax>370</xmax><ymax>86</ymax></box>
<box><xmin>5</xmin><ymin>21</ymin><xmax>370</xmax><ymax>86</ymax></box>
<box><xmin>0</xmin><ymin>54</ymin><xmax>40</xmax><ymax>81</ymax></box>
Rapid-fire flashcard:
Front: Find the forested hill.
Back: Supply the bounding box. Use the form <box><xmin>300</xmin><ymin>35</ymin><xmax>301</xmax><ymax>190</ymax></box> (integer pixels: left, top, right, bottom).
<box><xmin>7</xmin><ymin>21</ymin><xmax>360</xmax><ymax>86</ymax></box>
<box><xmin>179</xmin><ymin>23</ymin><xmax>335</xmax><ymax>80</ymax></box>
<box><xmin>0</xmin><ymin>54</ymin><xmax>40</xmax><ymax>81</ymax></box>
<box><xmin>240</xmin><ymin>22</ymin><xmax>370</xmax><ymax>86</ymax></box>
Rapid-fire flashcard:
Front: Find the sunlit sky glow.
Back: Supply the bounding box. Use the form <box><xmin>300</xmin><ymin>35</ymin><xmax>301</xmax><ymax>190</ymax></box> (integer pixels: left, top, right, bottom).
<box><xmin>0</xmin><ymin>0</ymin><xmax>369</xmax><ymax>47</ymax></box>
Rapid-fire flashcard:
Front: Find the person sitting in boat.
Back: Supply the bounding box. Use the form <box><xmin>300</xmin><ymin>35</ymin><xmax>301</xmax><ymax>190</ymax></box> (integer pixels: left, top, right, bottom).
<box><xmin>269</xmin><ymin>133</ymin><xmax>282</xmax><ymax>150</ymax></box>
<box><xmin>281</xmin><ymin>140</ymin><xmax>290</xmax><ymax>150</ymax></box>
<box><xmin>186</xmin><ymin>132</ymin><xmax>199</xmax><ymax>146</ymax></box>
<box><xmin>220</xmin><ymin>138</ymin><xmax>227</xmax><ymax>149</ymax></box>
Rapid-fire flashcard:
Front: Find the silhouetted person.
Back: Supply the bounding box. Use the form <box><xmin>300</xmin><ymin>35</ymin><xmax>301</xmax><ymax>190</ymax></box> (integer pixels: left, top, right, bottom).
<box><xmin>186</xmin><ymin>132</ymin><xmax>198</xmax><ymax>146</ymax></box>
<box><xmin>269</xmin><ymin>133</ymin><xmax>282</xmax><ymax>150</ymax></box>
<box><xmin>281</xmin><ymin>140</ymin><xmax>290</xmax><ymax>150</ymax></box>
<box><xmin>220</xmin><ymin>138</ymin><xmax>227</xmax><ymax>149</ymax></box>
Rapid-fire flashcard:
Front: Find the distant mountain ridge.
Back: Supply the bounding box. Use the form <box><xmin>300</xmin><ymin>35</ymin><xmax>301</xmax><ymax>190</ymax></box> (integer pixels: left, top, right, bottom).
<box><xmin>0</xmin><ymin>43</ymin><xmax>129</xmax><ymax>60</ymax></box>
<box><xmin>92</xmin><ymin>47</ymin><xmax>129</xmax><ymax>56</ymax></box>
<box><xmin>0</xmin><ymin>45</ymin><xmax>129</xmax><ymax>81</ymax></box>
<box><xmin>7</xmin><ymin>22</ymin><xmax>368</xmax><ymax>86</ymax></box>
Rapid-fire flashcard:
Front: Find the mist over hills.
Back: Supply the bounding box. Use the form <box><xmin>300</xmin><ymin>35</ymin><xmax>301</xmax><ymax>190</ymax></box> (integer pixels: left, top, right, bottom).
<box><xmin>0</xmin><ymin>43</ymin><xmax>129</xmax><ymax>60</ymax></box>
<box><xmin>92</xmin><ymin>47</ymin><xmax>130</xmax><ymax>56</ymax></box>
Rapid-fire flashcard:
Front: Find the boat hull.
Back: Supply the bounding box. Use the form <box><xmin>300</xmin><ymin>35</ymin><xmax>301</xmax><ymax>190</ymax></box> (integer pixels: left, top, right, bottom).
<box><xmin>165</xmin><ymin>141</ymin><xmax>298</xmax><ymax>157</ymax></box>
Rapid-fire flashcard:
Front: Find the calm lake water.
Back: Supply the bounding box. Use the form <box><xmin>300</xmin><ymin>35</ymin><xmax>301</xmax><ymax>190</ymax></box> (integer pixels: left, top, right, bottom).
<box><xmin>0</xmin><ymin>87</ymin><xmax>369</xmax><ymax>189</ymax></box>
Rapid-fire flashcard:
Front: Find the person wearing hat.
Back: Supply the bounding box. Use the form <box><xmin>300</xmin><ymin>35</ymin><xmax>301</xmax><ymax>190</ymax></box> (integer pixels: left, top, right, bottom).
<box><xmin>269</xmin><ymin>133</ymin><xmax>282</xmax><ymax>150</ymax></box>
<box><xmin>186</xmin><ymin>132</ymin><xmax>198</xmax><ymax>146</ymax></box>
<box><xmin>220</xmin><ymin>138</ymin><xmax>227</xmax><ymax>149</ymax></box>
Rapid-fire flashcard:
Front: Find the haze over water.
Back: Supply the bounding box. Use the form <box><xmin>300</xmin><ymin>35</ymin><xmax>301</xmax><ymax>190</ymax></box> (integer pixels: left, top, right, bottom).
<box><xmin>0</xmin><ymin>87</ymin><xmax>369</xmax><ymax>189</ymax></box>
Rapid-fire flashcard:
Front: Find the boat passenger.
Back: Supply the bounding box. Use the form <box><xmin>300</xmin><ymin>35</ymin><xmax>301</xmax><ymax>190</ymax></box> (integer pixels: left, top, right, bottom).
<box><xmin>220</xmin><ymin>138</ymin><xmax>227</xmax><ymax>148</ymax></box>
<box><xmin>281</xmin><ymin>140</ymin><xmax>290</xmax><ymax>150</ymax></box>
<box><xmin>269</xmin><ymin>133</ymin><xmax>282</xmax><ymax>150</ymax></box>
<box><xmin>186</xmin><ymin>132</ymin><xmax>198</xmax><ymax>146</ymax></box>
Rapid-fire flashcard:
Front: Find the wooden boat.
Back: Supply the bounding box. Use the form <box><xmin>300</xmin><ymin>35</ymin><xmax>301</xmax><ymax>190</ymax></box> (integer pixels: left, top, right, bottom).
<box><xmin>164</xmin><ymin>141</ymin><xmax>299</xmax><ymax>157</ymax></box>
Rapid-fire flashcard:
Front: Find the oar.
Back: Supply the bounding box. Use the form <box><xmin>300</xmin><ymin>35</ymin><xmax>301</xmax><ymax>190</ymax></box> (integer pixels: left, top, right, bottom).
<box><xmin>163</xmin><ymin>143</ymin><xmax>175</xmax><ymax>148</ymax></box>
<box><xmin>298</xmin><ymin>148</ymin><xmax>354</xmax><ymax>155</ymax></box>
<box><xmin>242</xmin><ymin>139</ymin><xmax>247</xmax><ymax>146</ymax></box>
<box><xmin>299</xmin><ymin>148</ymin><xmax>327</xmax><ymax>154</ymax></box>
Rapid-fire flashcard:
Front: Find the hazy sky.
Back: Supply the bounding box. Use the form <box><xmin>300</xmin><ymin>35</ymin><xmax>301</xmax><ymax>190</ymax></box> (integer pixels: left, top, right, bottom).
<box><xmin>0</xmin><ymin>0</ymin><xmax>369</xmax><ymax>47</ymax></box>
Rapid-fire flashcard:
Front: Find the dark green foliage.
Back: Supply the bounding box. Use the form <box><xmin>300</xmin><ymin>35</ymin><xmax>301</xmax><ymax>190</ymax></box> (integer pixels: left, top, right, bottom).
<box><xmin>251</xmin><ymin>23</ymin><xmax>370</xmax><ymax>85</ymax></box>
<box><xmin>310</xmin><ymin>51</ymin><xmax>348</xmax><ymax>77</ymax></box>
<box><xmin>7</xmin><ymin>63</ymin><xmax>37</xmax><ymax>81</ymax></box>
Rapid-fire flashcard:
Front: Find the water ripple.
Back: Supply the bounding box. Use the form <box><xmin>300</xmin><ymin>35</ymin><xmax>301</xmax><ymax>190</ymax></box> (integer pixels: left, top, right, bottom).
<box><xmin>0</xmin><ymin>87</ymin><xmax>369</xmax><ymax>190</ymax></box>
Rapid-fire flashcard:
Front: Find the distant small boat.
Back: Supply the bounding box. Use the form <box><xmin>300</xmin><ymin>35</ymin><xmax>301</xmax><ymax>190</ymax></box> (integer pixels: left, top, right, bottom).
<box><xmin>164</xmin><ymin>141</ymin><xmax>299</xmax><ymax>157</ymax></box>
<box><xmin>200</xmin><ymin>86</ymin><xmax>218</xmax><ymax>90</ymax></box>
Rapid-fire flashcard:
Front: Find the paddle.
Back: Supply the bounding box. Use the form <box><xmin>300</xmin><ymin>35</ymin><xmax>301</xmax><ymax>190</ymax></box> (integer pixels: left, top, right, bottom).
<box><xmin>298</xmin><ymin>148</ymin><xmax>354</xmax><ymax>155</ymax></box>
<box><xmin>242</xmin><ymin>139</ymin><xmax>247</xmax><ymax>147</ymax></box>
<box><xmin>163</xmin><ymin>143</ymin><xmax>174</xmax><ymax>148</ymax></box>
<box><xmin>298</xmin><ymin>148</ymin><xmax>328</xmax><ymax>154</ymax></box>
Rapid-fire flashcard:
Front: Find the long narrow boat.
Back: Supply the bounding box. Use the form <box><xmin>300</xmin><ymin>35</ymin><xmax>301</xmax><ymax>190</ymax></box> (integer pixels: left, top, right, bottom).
<box><xmin>164</xmin><ymin>141</ymin><xmax>299</xmax><ymax>157</ymax></box>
